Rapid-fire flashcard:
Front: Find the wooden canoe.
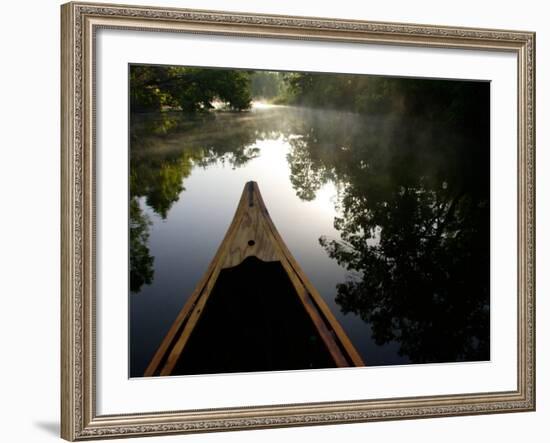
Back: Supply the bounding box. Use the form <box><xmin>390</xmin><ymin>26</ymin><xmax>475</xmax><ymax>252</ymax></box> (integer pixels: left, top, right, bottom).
<box><xmin>144</xmin><ymin>181</ymin><xmax>364</xmax><ymax>376</ymax></box>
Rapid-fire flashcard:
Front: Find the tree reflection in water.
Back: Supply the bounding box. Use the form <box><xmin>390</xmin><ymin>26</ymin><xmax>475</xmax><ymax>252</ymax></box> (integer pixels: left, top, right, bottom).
<box><xmin>129</xmin><ymin>112</ymin><xmax>264</xmax><ymax>292</ymax></box>
<box><xmin>129</xmin><ymin>198</ymin><xmax>154</xmax><ymax>293</ymax></box>
<box><xmin>293</xmin><ymin>82</ymin><xmax>492</xmax><ymax>364</ymax></box>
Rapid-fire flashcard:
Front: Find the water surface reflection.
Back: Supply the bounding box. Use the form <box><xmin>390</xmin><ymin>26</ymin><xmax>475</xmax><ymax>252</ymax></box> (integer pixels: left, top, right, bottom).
<box><xmin>130</xmin><ymin>100</ymin><xmax>489</xmax><ymax>377</ymax></box>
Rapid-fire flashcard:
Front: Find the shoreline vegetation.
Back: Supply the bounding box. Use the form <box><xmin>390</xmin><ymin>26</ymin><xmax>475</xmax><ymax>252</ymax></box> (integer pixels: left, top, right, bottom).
<box><xmin>130</xmin><ymin>65</ymin><xmax>487</xmax><ymax>119</ymax></box>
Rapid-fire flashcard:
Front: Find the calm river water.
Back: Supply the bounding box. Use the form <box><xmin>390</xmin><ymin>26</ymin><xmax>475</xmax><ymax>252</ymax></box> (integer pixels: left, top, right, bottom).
<box><xmin>130</xmin><ymin>101</ymin><xmax>490</xmax><ymax>377</ymax></box>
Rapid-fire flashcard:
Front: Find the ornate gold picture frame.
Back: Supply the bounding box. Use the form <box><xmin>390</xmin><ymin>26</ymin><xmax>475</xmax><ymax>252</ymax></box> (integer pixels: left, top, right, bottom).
<box><xmin>61</xmin><ymin>1</ymin><xmax>535</xmax><ymax>440</ymax></box>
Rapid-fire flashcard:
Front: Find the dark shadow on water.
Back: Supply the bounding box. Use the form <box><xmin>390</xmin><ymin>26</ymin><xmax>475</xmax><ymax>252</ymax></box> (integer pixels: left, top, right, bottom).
<box><xmin>33</xmin><ymin>421</ymin><xmax>59</xmax><ymax>436</ymax></box>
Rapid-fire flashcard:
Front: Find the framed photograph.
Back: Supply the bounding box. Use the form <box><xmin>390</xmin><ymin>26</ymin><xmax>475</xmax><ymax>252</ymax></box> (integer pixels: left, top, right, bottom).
<box><xmin>61</xmin><ymin>1</ymin><xmax>536</xmax><ymax>440</ymax></box>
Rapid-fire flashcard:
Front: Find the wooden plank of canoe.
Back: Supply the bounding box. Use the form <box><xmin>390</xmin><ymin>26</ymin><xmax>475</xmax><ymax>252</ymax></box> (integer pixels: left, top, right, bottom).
<box><xmin>220</xmin><ymin>181</ymin><xmax>280</xmax><ymax>268</ymax></box>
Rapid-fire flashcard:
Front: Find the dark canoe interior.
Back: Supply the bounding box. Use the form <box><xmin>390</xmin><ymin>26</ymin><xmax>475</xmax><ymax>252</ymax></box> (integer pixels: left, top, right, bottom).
<box><xmin>172</xmin><ymin>256</ymin><xmax>337</xmax><ymax>375</ymax></box>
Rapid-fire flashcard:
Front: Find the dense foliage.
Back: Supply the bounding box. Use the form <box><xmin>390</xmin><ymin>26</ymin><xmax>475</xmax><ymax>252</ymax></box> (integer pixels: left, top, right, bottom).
<box><xmin>283</xmin><ymin>71</ymin><xmax>484</xmax><ymax>117</ymax></box>
<box><xmin>130</xmin><ymin>65</ymin><xmax>253</xmax><ymax>113</ymax></box>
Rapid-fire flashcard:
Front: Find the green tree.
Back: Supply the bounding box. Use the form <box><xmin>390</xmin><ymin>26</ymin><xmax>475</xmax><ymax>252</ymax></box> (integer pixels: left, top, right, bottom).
<box><xmin>281</xmin><ymin>71</ymin><xmax>486</xmax><ymax>120</ymax></box>
<box><xmin>130</xmin><ymin>65</ymin><xmax>252</xmax><ymax>113</ymax></box>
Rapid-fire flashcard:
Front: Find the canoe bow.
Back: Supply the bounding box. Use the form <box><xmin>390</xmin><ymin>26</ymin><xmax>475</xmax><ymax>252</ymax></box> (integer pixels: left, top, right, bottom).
<box><xmin>144</xmin><ymin>181</ymin><xmax>364</xmax><ymax>376</ymax></box>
